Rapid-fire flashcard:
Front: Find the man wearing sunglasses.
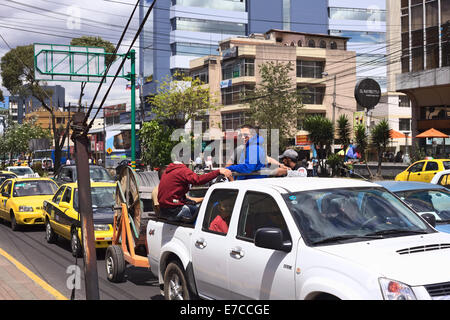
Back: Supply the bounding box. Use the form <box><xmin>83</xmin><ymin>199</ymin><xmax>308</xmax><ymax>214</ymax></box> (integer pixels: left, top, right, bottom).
<box><xmin>226</xmin><ymin>124</ymin><xmax>268</xmax><ymax>180</ymax></box>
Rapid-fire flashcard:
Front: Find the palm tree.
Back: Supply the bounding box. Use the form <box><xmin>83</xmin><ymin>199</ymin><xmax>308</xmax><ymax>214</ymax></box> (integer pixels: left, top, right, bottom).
<box><xmin>371</xmin><ymin>119</ymin><xmax>391</xmax><ymax>178</ymax></box>
<box><xmin>337</xmin><ymin>114</ymin><xmax>351</xmax><ymax>151</ymax></box>
<box><xmin>303</xmin><ymin>115</ymin><xmax>334</xmax><ymax>175</ymax></box>
<box><xmin>354</xmin><ymin>124</ymin><xmax>374</xmax><ymax>180</ymax></box>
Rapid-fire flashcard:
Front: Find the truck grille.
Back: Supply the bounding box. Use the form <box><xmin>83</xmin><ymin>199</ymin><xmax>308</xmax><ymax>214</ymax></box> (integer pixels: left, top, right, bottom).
<box><xmin>396</xmin><ymin>244</ymin><xmax>450</xmax><ymax>255</ymax></box>
<box><xmin>425</xmin><ymin>282</ymin><xmax>450</xmax><ymax>298</ymax></box>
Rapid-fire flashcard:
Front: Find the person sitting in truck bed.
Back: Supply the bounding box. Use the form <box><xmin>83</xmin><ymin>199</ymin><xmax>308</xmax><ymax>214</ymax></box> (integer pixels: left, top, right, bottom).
<box><xmin>158</xmin><ymin>160</ymin><xmax>232</xmax><ymax>222</ymax></box>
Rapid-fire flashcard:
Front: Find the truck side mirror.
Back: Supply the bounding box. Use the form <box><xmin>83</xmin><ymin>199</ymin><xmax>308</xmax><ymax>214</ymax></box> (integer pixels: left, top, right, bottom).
<box><xmin>255</xmin><ymin>228</ymin><xmax>292</xmax><ymax>253</ymax></box>
<box><xmin>421</xmin><ymin>213</ymin><xmax>436</xmax><ymax>228</ymax></box>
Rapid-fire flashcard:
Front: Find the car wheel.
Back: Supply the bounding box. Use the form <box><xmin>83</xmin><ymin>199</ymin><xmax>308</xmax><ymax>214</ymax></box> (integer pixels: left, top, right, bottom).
<box><xmin>45</xmin><ymin>219</ymin><xmax>58</xmax><ymax>243</ymax></box>
<box><xmin>105</xmin><ymin>245</ymin><xmax>126</xmax><ymax>283</ymax></box>
<box><xmin>71</xmin><ymin>229</ymin><xmax>82</xmax><ymax>258</ymax></box>
<box><xmin>163</xmin><ymin>261</ymin><xmax>191</xmax><ymax>300</ymax></box>
<box><xmin>10</xmin><ymin>212</ymin><xmax>20</xmax><ymax>231</ymax></box>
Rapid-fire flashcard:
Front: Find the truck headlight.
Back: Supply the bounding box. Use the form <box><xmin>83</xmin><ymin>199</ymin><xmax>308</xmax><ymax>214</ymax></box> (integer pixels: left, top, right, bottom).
<box><xmin>94</xmin><ymin>224</ymin><xmax>110</xmax><ymax>231</ymax></box>
<box><xmin>19</xmin><ymin>206</ymin><xmax>34</xmax><ymax>212</ymax></box>
<box><xmin>379</xmin><ymin>278</ymin><xmax>416</xmax><ymax>300</ymax></box>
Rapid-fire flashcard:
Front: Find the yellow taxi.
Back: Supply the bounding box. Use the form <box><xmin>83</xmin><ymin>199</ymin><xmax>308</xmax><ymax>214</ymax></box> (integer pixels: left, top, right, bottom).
<box><xmin>395</xmin><ymin>159</ymin><xmax>450</xmax><ymax>183</ymax></box>
<box><xmin>0</xmin><ymin>178</ymin><xmax>58</xmax><ymax>231</ymax></box>
<box><xmin>0</xmin><ymin>171</ymin><xmax>17</xmax><ymax>185</ymax></box>
<box><xmin>43</xmin><ymin>182</ymin><xmax>117</xmax><ymax>257</ymax></box>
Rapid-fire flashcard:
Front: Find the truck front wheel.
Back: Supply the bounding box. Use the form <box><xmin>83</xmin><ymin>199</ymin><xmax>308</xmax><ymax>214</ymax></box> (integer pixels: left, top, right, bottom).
<box><xmin>164</xmin><ymin>261</ymin><xmax>191</xmax><ymax>300</ymax></box>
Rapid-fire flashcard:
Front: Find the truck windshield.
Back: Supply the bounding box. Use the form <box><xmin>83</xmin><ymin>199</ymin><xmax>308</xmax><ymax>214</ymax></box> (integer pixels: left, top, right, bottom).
<box><xmin>283</xmin><ymin>187</ymin><xmax>433</xmax><ymax>246</ymax></box>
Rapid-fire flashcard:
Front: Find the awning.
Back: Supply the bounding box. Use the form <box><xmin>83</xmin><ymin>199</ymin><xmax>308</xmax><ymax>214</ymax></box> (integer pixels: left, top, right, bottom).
<box><xmin>415</xmin><ymin>128</ymin><xmax>449</xmax><ymax>139</ymax></box>
<box><xmin>390</xmin><ymin>129</ymin><xmax>406</xmax><ymax>139</ymax></box>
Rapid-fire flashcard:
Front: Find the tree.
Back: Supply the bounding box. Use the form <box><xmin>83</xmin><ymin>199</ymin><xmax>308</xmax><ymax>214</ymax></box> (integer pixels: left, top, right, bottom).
<box><xmin>244</xmin><ymin>61</ymin><xmax>303</xmax><ymax>150</ymax></box>
<box><xmin>303</xmin><ymin>115</ymin><xmax>334</xmax><ymax>175</ymax></box>
<box><xmin>70</xmin><ymin>36</ymin><xmax>116</xmax><ymax>110</ymax></box>
<box><xmin>371</xmin><ymin>119</ymin><xmax>391</xmax><ymax>178</ymax></box>
<box><xmin>354</xmin><ymin>124</ymin><xmax>374</xmax><ymax>180</ymax></box>
<box><xmin>0</xmin><ymin>44</ymin><xmax>68</xmax><ymax>172</ymax></box>
<box><xmin>0</xmin><ymin>118</ymin><xmax>50</xmax><ymax>160</ymax></box>
<box><xmin>140</xmin><ymin>72</ymin><xmax>215</xmax><ymax>166</ymax></box>
<box><xmin>337</xmin><ymin>114</ymin><xmax>351</xmax><ymax>151</ymax></box>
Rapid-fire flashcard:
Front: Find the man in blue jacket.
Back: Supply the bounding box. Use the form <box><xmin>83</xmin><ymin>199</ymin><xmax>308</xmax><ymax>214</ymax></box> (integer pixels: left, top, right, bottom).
<box><xmin>226</xmin><ymin>124</ymin><xmax>268</xmax><ymax>180</ymax></box>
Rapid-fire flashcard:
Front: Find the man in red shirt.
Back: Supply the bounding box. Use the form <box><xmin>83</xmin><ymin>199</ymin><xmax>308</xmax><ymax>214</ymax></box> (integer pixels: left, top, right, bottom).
<box><xmin>158</xmin><ymin>161</ymin><xmax>232</xmax><ymax>221</ymax></box>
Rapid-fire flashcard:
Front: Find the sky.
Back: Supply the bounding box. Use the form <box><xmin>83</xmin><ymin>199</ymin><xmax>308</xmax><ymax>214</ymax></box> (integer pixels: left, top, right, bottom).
<box><xmin>0</xmin><ymin>0</ymin><xmax>143</xmax><ymax>114</ymax></box>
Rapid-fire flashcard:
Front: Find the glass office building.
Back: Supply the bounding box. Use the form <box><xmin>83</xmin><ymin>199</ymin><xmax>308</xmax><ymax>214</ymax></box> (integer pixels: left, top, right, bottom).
<box><xmin>328</xmin><ymin>0</ymin><xmax>387</xmax><ymax>92</ymax></box>
<box><xmin>140</xmin><ymin>0</ymin><xmax>329</xmax><ymax>96</ymax></box>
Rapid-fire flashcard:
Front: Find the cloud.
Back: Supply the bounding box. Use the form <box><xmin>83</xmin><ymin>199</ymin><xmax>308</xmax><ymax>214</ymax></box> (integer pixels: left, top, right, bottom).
<box><xmin>0</xmin><ymin>0</ymin><xmax>143</xmax><ymax>116</ymax></box>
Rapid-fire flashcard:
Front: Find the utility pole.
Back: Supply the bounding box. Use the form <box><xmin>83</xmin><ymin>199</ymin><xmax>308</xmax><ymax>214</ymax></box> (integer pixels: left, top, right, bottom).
<box><xmin>71</xmin><ymin>112</ymin><xmax>100</xmax><ymax>300</ymax></box>
<box><xmin>129</xmin><ymin>49</ymin><xmax>136</xmax><ymax>171</ymax></box>
<box><xmin>332</xmin><ymin>74</ymin><xmax>337</xmax><ymax>154</ymax></box>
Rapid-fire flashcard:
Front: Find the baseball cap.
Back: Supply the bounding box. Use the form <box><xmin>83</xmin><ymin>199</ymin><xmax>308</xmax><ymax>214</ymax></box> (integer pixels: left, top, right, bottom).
<box><xmin>279</xmin><ymin>149</ymin><xmax>298</xmax><ymax>161</ymax></box>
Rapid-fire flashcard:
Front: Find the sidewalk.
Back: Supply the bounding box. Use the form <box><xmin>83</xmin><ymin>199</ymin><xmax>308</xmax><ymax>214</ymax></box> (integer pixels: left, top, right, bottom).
<box><xmin>0</xmin><ymin>248</ymin><xmax>65</xmax><ymax>300</ymax></box>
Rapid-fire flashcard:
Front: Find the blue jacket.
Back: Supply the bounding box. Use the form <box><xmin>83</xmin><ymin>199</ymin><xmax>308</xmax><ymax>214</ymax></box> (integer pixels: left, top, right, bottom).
<box><xmin>227</xmin><ymin>135</ymin><xmax>267</xmax><ymax>180</ymax></box>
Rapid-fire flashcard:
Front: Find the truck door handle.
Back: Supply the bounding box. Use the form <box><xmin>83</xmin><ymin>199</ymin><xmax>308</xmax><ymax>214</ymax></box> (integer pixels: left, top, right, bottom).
<box><xmin>230</xmin><ymin>247</ymin><xmax>245</xmax><ymax>259</ymax></box>
<box><xmin>195</xmin><ymin>238</ymin><xmax>207</xmax><ymax>249</ymax></box>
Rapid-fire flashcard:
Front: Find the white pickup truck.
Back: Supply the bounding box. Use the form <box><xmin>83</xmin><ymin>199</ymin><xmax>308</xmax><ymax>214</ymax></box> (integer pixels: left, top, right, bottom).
<box><xmin>146</xmin><ymin>177</ymin><xmax>450</xmax><ymax>300</ymax></box>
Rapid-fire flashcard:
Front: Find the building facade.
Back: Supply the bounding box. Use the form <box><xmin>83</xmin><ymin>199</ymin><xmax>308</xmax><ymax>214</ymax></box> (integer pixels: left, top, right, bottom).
<box><xmin>140</xmin><ymin>0</ymin><xmax>329</xmax><ymax>96</ymax></box>
<box><xmin>395</xmin><ymin>0</ymin><xmax>450</xmax><ymax>157</ymax></box>
<box><xmin>187</xmin><ymin>30</ymin><xmax>357</xmax><ymax>154</ymax></box>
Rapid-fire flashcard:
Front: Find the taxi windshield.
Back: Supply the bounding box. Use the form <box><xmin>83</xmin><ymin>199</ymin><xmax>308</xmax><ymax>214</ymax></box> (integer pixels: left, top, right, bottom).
<box><xmin>283</xmin><ymin>187</ymin><xmax>433</xmax><ymax>246</ymax></box>
<box><xmin>13</xmin><ymin>180</ymin><xmax>57</xmax><ymax>197</ymax></box>
<box><xmin>73</xmin><ymin>187</ymin><xmax>115</xmax><ymax>211</ymax></box>
<box><xmin>395</xmin><ymin>189</ymin><xmax>450</xmax><ymax>223</ymax></box>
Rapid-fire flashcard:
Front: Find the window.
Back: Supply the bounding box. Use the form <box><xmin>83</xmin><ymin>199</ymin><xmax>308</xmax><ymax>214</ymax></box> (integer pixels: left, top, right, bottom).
<box><xmin>319</xmin><ymin>40</ymin><xmax>327</xmax><ymax>48</ymax></box>
<box><xmin>60</xmin><ymin>168</ymin><xmax>73</xmax><ymax>182</ymax></box>
<box><xmin>296</xmin><ymin>60</ymin><xmax>324</xmax><ymax>78</ymax></box>
<box><xmin>1</xmin><ymin>181</ymin><xmax>12</xmax><ymax>197</ymax></box>
<box><xmin>399</xmin><ymin>118</ymin><xmax>411</xmax><ymax>131</ymax></box>
<box><xmin>171</xmin><ymin>17</ymin><xmax>246</xmax><ymax>36</ymax></box>
<box><xmin>438</xmin><ymin>174</ymin><xmax>450</xmax><ymax>188</ymax></box>
<box><xmin>308</xmin><ymin>40</ymin><xmax>315</xmax><ymax>48</ymax></box>
<box><xmin>399</xmin><ymin>96</ymin><xmax>410</xmax><ymax>108</ymax></box>
<box><xmin>202</xmin><ymin>189</ymin><xmax>238</xmax><ymax>235</ymax></box>
<box><xmin>328</xmin><ymin>7</ymin><xmax>386</xmax><ymax>22</ymax></box>
<box><xmin>330</xmin><ymin>41</ymin><xmax>337</xmax><ymax>49</ymax></box>
<box><xmin>62</xmin><ymin>187</ymin><xmax>72</xmax><ymax>204</ymax></box>
<box><xmin>52</xmin><ymin>187</ymin><xmax>66</xmax><ymax>204</ymax></box>
<box><xmin>222</xmin><ymin>59</ymin><xmax>254</xmax><ymax>80</ymax></box>
<box><xmin>425</xmin><ymin>161</ymin><xmax>439</xmax><ymax>171</ymax></box>
<box><xmin>190</xmin><ymin>67</ymin><xmax>209</xmax><ymax>84</ymax></box>
<box><xmin>222</xmin><ymin>111</ymin><xmax>250</xmax><ymax>131</ymax></box>
<box><xmin>408</xmin><ymin>162</ymin><xmax>425</xmax><ymax>173</ymax></box>
<box><xmin>329</xmin><ymin>30</ymin><xmax>386</xmax><ymax>43</ymax></box>
<box><xmin>221</xmin><ymin>85</ymin><xmax>254</xmax><ymax>106</ymax></box>
<box><xmin>171</xmin><ymin>42</ymin><xmax>218</xmax><ymax>57</ymax></box>
<box><xmin>298</xmin><ymin>86</ymin><xmax>325</xmax><ymax>105</ymax></box>
<box><xmin>297</xmin><ymin>40</ymin><xmax>303</xmax><ymax>47</ymax></box>
<box><xmin>171</xmin><ymin>0</ymin><xmax>246</xmax><ymax>12</ymax></box>
<box><xmin>237</xmin><ymin>192</ymin><xmax>290</xmax><ymax>242</ymax></box>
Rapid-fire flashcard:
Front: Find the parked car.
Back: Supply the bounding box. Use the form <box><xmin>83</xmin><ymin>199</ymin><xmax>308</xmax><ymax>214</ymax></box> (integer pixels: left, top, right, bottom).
<box><xmin>0</xmin><ymin>178</ymin><xmax>58</xmax><ymax>231</ymax></box>
<box><xmin>431</xmin><ymin>169</ymin><xmax>450</xmax><ymax>189</ymax></box>
<box><xmin>145</xmin><ymin>177</ymin><xmax>450</xmax><ymax>300</ymax></box>
<box><xmin>376</xmin><ymin>181</ymin><xmax>450</xmax><ymax>234</ymax></box>
<box><xmin>44</xmin><ymin>182</ymin><xmax>116</xmax><ymax>257</ymax></box>
<box><xmin>53</xmin><ymin>165</ymin><xmax>115</xmax><ymax>186</ymax></box>
<box><xmin>6</xmin><ymin>166</ymin><xmax>39</xmax><ymax>178</ymax></box>
<box><xmin>395</xmin><ymin>159</ymin><xmax>450</xmax><ymax>183</ymax></box>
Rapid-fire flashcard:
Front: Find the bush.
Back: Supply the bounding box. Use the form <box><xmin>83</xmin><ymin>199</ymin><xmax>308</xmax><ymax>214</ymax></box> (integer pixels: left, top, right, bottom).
<box><xmin>327</xmin><ymin>154</ymin><xmax>344</xmax><ymax>177</ymax></box>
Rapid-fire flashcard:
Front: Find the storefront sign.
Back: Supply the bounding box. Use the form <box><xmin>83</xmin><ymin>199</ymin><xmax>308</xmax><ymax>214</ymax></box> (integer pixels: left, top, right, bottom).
<box><xmin>354</xmin><ymin>78</ymin><xmax>381</xmax><ymax>109</ymax></box>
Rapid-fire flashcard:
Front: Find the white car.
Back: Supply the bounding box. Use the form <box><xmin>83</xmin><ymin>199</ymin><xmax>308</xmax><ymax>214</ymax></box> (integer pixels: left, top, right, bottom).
<box><xmin>144</xmin><ymin>177</ymin><xmax>450</xmax><ymax>300</ymax></box>
<box><xmin>431</xmin><ymin>169</ymin><xmax>450</xmax><ymax>189</ymax></box>
<box><xmin>7</xmin><ymin>166</ymin><xmax>39</xmax><ymax>178</ymax></box>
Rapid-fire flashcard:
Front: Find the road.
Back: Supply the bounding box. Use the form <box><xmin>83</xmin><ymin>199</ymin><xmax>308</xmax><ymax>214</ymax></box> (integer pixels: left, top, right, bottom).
<box><xmin>0</xmin><ymin>219</ymin><xmax>163</xmax><ymax>300</ymax></box>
